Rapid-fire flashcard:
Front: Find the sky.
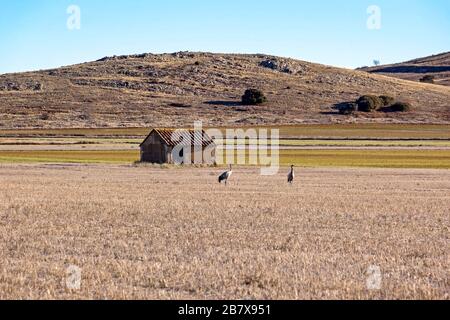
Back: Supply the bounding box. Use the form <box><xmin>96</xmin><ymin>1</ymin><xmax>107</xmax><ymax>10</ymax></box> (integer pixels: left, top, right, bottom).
<box><xmin>0</xmin><ymin>0</ymin><xmax>449</xmax><ymax>74</ymax></box>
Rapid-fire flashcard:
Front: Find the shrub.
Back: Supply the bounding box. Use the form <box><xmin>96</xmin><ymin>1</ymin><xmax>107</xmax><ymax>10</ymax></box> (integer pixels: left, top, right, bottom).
<box><xmin>420</xmin><ymin>75</ymin><xmax>435</xmax><ymax>84</ymax></box>
<box><xmin>338</xmin><ymin>103</ymin><xmax>357</xmax><ymax>115</ymax></box>
<box><xmin>170</xmin><ymin>103</ymin><xmax>192</xmax><ymax>109</ymax></box>
<box><xmin>379</xmin><ymin>95</ymin><xmax>395</xmax><ymax>107</ymax></box>
<box><xmin>242</xmin><ymin>89</ymin><xmax>267</xmax><ymax>105</ymax></box>
<box><xmin>389</xmin><ymin>102</ymin><xmax>411</xmax><ymax>112</ymax></box>
<box><xmin>78</xmin><ymin>113</ymin><xmax>90</xmax><ymax>120</ymax></box>
<box><xmin>357</xmin><ymin>95</ymin><xmax>383</xmax><ymax>112</ymax></box>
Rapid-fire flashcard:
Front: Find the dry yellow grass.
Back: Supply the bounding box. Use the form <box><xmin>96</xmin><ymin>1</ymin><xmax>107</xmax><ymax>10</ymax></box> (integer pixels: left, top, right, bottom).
<box><xmin>0</xmin><ymin>164</ymin><xmax>448</xmax><ymax>300</ymax></box>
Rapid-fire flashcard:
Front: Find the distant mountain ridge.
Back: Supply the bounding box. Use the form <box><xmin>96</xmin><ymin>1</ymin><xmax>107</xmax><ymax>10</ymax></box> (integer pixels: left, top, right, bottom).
<box><xmin>359</xmin><ymin>52</ymin><xmax>450</xmax><ymax>87</ymax></box>
<box><xmin>0</xmin><ymin>51</ymin><xmax>449</xmax><ymax>129</ymax></box>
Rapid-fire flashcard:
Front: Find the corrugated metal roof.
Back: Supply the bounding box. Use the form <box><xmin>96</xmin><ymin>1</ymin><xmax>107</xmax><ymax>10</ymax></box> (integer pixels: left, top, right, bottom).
<box><xmin>140</xmin><ymin>129</ymin><xmax>215</xmax><ymax>147</ymax></box>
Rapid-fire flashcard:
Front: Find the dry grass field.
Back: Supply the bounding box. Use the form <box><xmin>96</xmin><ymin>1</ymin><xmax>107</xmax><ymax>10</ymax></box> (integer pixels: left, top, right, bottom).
<box><xmin>0</xmin><ymin>164</ymin><xmax>448</xmax><ymax>300</ymax></box>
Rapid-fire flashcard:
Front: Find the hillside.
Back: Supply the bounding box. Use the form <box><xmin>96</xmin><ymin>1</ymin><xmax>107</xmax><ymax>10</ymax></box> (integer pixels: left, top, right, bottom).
<box><xmin>359</xmin><ymin>52</ymin><xmax>450</xmax><ymax>87</ymax></box>
<box><xmin>0</xmin><ymin>52</ymin><xmax>449</xmax><ymax>129</ymax></box>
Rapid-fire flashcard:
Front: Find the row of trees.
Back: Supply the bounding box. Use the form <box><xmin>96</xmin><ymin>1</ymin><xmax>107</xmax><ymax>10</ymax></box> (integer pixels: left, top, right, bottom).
<box><xmin>338</xmin><ymin>95</ymin><xmax>411</xmax><ymax>115</ymax></box>
<box><xmin>239</xmin><ymin>89</ymin><xmax>412</xmax><ymax>115</ymax></box>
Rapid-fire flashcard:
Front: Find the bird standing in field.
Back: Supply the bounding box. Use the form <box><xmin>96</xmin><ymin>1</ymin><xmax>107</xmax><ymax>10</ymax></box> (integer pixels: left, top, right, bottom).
<box><xmin>219</xmin><ymin>164</ymin><xmax>233</xmax><ymax>186</ymax></box>
<box><xmin>287</xmin><ymin>165</ymin><xmax>295</xmax><ymax>184</ymax></box>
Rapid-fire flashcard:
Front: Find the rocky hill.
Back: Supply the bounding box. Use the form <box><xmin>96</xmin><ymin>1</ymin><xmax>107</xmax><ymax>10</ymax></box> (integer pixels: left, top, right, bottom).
<box><xmin>359</xmin><ymin>52</ymin><xmax>450</xmax><ymax>87</ymax></box>
<box><xmin>0</xmin><ymin>52</ymin><xmax>449</xmax><ymax>129</ymax></box>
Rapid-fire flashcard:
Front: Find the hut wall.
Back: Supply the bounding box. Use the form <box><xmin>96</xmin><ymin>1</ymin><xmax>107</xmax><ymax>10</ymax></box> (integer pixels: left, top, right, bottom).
<box><xmin>140</xmin><ymin>133</ymin><xmax>168</xmax><ymax>164</ymax></box>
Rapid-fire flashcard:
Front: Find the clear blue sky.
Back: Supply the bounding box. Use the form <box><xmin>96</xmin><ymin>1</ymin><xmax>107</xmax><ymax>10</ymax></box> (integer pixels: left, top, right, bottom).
<box><xmin>0</xmin><ymin>0</ymin><xmax>449</xmax><ymax>74</ymax></box>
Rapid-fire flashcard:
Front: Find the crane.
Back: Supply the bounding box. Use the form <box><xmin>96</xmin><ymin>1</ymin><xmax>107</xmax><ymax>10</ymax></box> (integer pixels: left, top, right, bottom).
<box><xmin>219</xmin><ymin>164</ymin><xmax>233</xmax><ymax>186</ymax></box>
<box><xmin>288</xmin><ymin>165</ymin><xmax>295</xmax><ymax>184</ymax></box>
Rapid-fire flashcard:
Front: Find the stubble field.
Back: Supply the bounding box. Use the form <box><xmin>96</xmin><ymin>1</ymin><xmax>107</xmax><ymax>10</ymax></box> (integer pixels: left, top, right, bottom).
<box><xmin>0</xmin><ymin>164</ymin><xmax>448</xmax><ymax>299</ymax></box>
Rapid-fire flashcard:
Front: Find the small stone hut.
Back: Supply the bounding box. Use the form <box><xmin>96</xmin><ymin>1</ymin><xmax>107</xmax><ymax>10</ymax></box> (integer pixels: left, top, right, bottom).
<box><xmin>139</xmin><ymin>129</ymin><xmax>216</xmax><ymax>164</ymax></box>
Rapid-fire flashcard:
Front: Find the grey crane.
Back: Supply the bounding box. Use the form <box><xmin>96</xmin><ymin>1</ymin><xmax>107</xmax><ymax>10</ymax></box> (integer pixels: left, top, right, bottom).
<box><xmin>287</xmin><ymin>165</ymin><xmax>295</xmax><ymax>184</ymax></box>
<box><xmin>219</xmin><ymin>164</ymin><xmax>233</xmax><ymax>186</ymax></box>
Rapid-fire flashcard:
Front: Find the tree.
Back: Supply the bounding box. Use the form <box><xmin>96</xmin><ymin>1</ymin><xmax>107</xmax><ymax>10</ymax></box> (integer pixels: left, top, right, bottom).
<box><xmin>389</xmin><ymin>102</ymin><xmax>411</xmax><ymax>112</ymax></box>
<box><xmin>242</xmin><ymin>89</ymin><xmax>267</xmax><ymax>105</ymax></box>
<box><xmin>420</xmin><ymin>75</ymin><xmax>435</xmax><ymax>84</ymax></box>
<box><xmin>357</xmin><ymin>95</ymin><xmax>384</xmax><ymax>112</ymax></box>
<box><xmin>338</xmin><ymin>103</ymin><xmax>357</xmax><ymax>115</ymax></box>
<box><xmin>379</xmin><ymin>95</ymin><xmax>395</xmax><ymax>106</ymax></box>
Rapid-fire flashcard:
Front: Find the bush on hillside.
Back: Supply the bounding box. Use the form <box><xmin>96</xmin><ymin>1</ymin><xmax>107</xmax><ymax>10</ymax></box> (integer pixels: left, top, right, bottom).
<box><xmin>242</xmin><ymin>89</ymin><xmax>267</xmax><ymax>105</ymax></box>
<box><xmin>388</xmin><ymin>102</ymin><xmax>411</xmax><ymax>112</ymax></box>
<box><xmin>420</xmin><ymin>75</ymin><xmax>435</xmax><ymax>84</ymax></box>
<box><xmin>357</xmin><ymin>95</ymin><xmax>384</xmax><ymax>112</ymax></box>
<box><xmin>379</xmin><ymin>95</ymin><xmax>395</xmax><ymax>107</ymax></box>
<box><xmin>337</xmin><ymin>103</ymin><xmax>357</xmax><ymax>115</ymax></box>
